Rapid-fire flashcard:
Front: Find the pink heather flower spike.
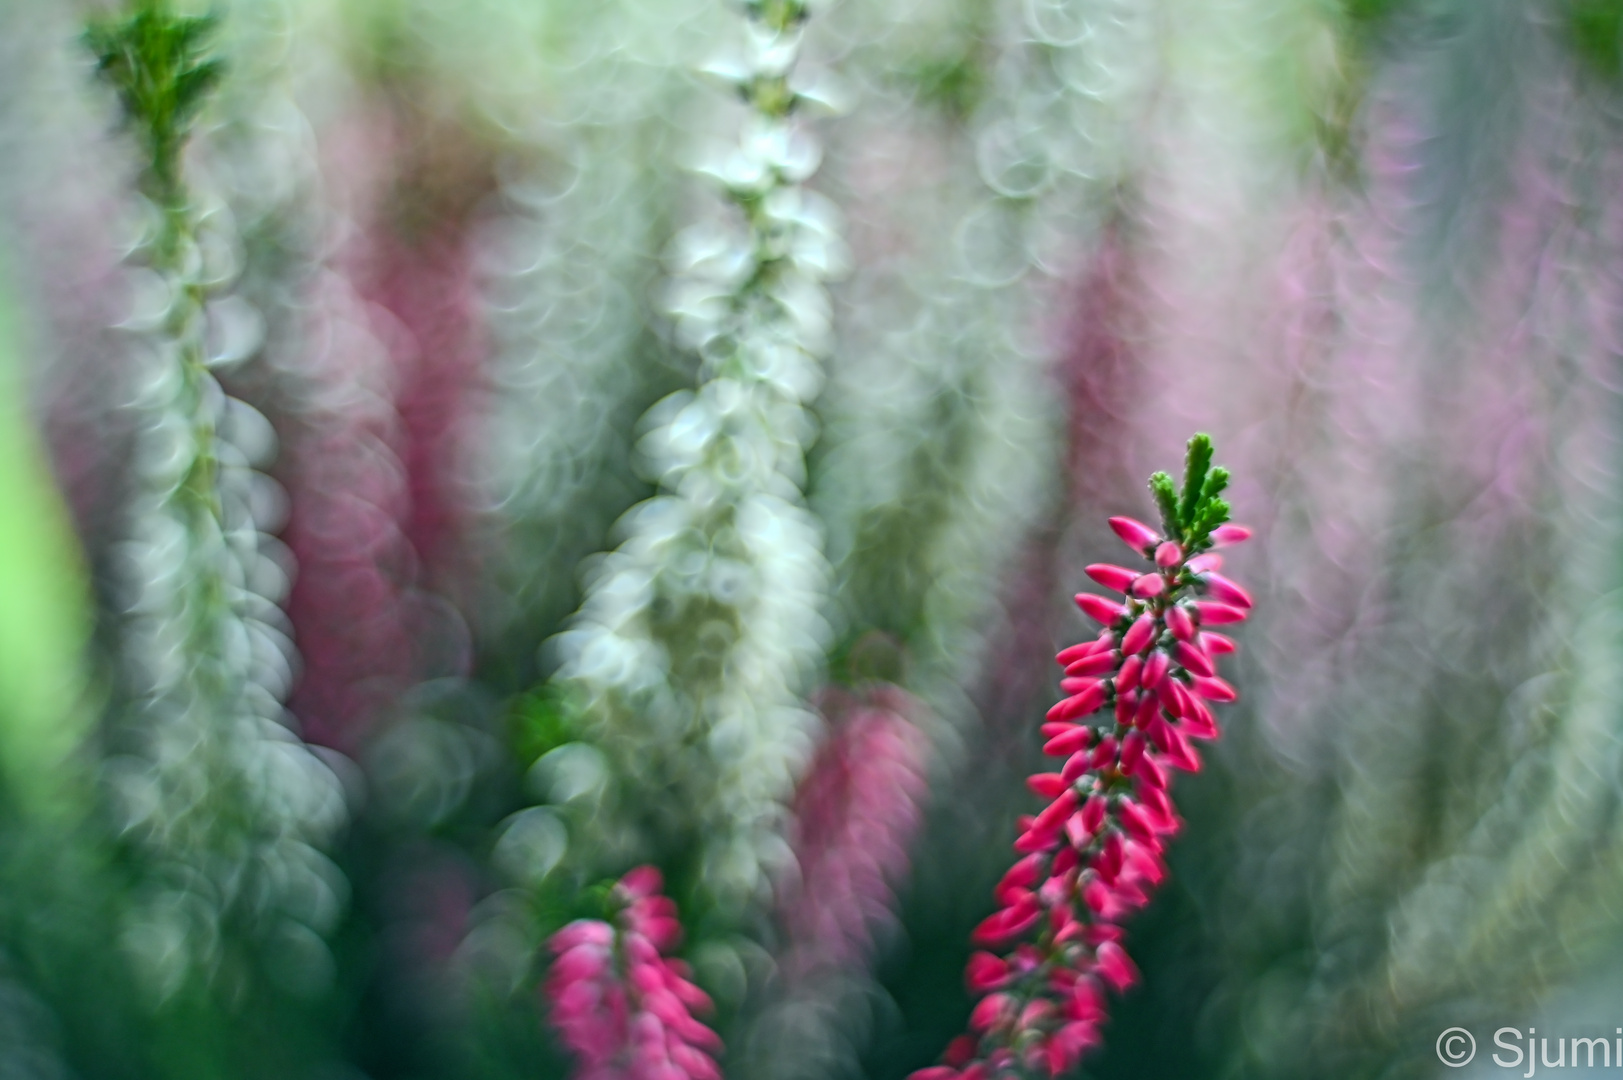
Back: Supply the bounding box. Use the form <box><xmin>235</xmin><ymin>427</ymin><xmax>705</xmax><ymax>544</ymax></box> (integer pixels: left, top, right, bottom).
<box><xmin>544</xmin><ymin>868</ymin><xmax>722</xmax><ymax>1080</ymax></box>
<box><xmin>912</xmin><ymin>436</ymin><xmax>1248</xmax><ymax>1080</ymax></box>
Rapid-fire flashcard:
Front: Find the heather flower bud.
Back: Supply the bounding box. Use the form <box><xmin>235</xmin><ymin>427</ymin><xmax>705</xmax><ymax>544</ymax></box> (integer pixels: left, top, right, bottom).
<box><xmin>1108</xmin><ymin>516</ymin><xmax>1161</xmax><ymax>554</ymax></box>
<box><xmin>1119</xmin><ymin>731</ymin><xmax>1145</xmax><ymax>774</ymax></box>
<box><xmin>1028</xmin><ymin>773</ymin><xmax>1069</xmax><ymax>799</ymax></box>
<box><xmin>1142</xmin><ymin>649</ymin><xmax>1170</xmax><ymax>688</ymax></box>
<box><xmin>1209</xmin><ymin>523</ymin><xmax>1252</xmax><ymax>547</ymax></box>
<box><xmin>1116</xmin><ymin>654</ymin><xmax>1143</xmax><ymax>694</ymax></box>
<box><xmin>1185</xmin><ymin>552</ymin><xmax>1222</xmax><ymax>573</ymax></box>
<box><xmin>970</xmin><ymin>993</ymin><xmax>1014</xmax><ymax>1032</ymax></box>
<box><xmin>1087</xmin><ymin>735</ymin><xmax>1119</xmax><ymax>770</ymax></box>
<box><xmin>1199</xmin><ymin>572</ymin><xmax>1253</xmax><ymax>609</ymax></box>
<box><xmin>1055</xmin><ymin>636</ymin><xmax>1111</xmax><ymax>666</ymax></box>
<box><xmin>1085</xmin><ymin>564</ymin><xmax>1138</xmax><ymax>593</ymax></box>
<box><xmin>1094</xmin><ymin>943</ymin><xmax>1139</xmax><ymax>992</ymax></box>
<box><xmin>1190</xmin><ymin>675</ymin><xmax>1236</xmax><ymax>702</ymax></box>
<box><xmin>1081</xmin><ymin>795</ymin><xmax>1107</xmax><ymax>834</ymax></box>
<box><xmin>1173</xmin><ymin>640</ymin><xmax>1214</xmax><ymax>677</ymax></box>
<box><xmin>1066</xmin><ymin>651</ymin><xmax>1119</xmax><ymax>677</ymax></box>
<box><xmin>1193</xmin><ymin>600</ymin><xmax>1247</xmax><ymax>625</ymax></box>
<box><xmin>967</xmin><ymin>952</ymin><xmax>1012</xmax><ymax>991</ymax></box>
<box><xmin>1043</xmin><ymin>726</ymin><xmax>1094</xmax><ymax>757</ymax></box>
<box><xmin>1121</xmin><ymin>614</ymin><xmax>1157</xmax><ymax>655</ymax></box>
<box><xmin>1076</xmin><ymin>593</ymin><xmax>1129</xmax><ymax>625</ymax></box>
<box><xmin>1047</xmin><ymin>681</ymin><xmax>1105</xmax><ymax>721</ymax></box>
<box><xmin>1164</xmin><ymin>603</ymin><xmax>1195</xmax><ymax>641</ymax></box>
<box><xmin>1130</xmin><ymin>574</ymin><xmax>1165</xmax><ymax>599</ymax></box>
<box><xmin>1200</xmin><ymin>631</ymin><xmax>1236</xmax><ymax>655</ymax></box>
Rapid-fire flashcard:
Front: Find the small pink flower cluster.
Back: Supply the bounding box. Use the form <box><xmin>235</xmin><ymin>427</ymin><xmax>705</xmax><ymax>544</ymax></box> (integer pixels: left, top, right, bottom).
<box><xmin>780</xmin><ymin>684</ymin><xmax>930</xmax><ymax>978</ymax></box>
<box><xmin>911</xmin><ymin>515</ymin><xmax>1252</xmax><ymax>1080</ymax></box>
<box><xmin>545</xmin><ymin>868</ymin><xmax>723</xmax><ymax>1080</ymax></box>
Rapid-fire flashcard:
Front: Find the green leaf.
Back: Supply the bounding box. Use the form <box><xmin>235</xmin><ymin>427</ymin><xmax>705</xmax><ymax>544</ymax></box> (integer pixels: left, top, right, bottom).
<box><xmin>1150</xmin><ymin>471</ymin><xmax>1181</xmax><ymax>540</ymax></box>
<box><xmin>1178</xmin><ymin>433</ymin><xmax>1213</xmax><ymax>530</ymax></box>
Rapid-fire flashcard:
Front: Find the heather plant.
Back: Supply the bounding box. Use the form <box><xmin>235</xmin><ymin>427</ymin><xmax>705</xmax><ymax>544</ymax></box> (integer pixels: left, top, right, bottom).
<box><xmin>519</xmin><ymin>0</ymin><xmax>838</xmax><ymax>914</ymax></box>
<box><xmin>2</xmin><ymin>1</ymin><xmax>1623</xmax><ymax>1079</ymax></box>
<box><xmin>87</xmin><ymin>0</ymin><xmax>347</xmax><ymax>1000</ymax></box>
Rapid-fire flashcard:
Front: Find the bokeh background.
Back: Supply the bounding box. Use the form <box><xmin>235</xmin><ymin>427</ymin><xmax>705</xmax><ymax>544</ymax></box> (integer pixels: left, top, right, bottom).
<box><xmin>3</xmin><ymin>0</ymin><xmax>1623</xmax><ymax>1077</ymax></box>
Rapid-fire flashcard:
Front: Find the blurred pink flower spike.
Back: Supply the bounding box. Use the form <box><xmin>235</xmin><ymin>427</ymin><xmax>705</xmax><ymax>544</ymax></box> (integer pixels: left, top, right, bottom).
<box><xmin>544</xmin><ymin>867</ymin><xmax>722</xmax><ymax>1080</ymax></box>
<box><xmin>910</xmin><ymin>435</ymin><xmax>1248</xmax><ymax>1079</ymax></box>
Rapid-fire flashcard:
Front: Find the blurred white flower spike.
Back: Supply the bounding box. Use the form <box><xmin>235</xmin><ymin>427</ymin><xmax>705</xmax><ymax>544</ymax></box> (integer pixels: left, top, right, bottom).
<box><xmin>546</xmin><ymin>0</ymin><xmax>837</xmax><ymax>909</ymax></box>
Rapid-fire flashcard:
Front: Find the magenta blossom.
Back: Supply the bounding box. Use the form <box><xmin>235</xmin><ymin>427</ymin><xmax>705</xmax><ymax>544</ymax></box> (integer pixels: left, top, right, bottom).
<box><xmin>911</xmin><ymin>436</ymin><xmax>1249</xmax><ymax>1079</ymax></box>
<box><xmin>545</xmin><ymin>868</ymin><xmax>722</xmax><ymax>1080</ymax></box>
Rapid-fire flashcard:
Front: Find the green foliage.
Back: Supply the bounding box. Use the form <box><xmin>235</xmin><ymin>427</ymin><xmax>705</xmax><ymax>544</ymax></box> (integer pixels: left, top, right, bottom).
<box><xmin>84</xmin><ymin>1</ymin><xmax>223</xmax><ymax>205</ymax></box>
<box><xmin>1168</xmin><ymin>433</ymin><xmax>1232</xmax><ymax>550</ymax></box>
<box><xmin>1149</xmin><ymin>471</ymin><xmax>1180</xmax><ymax>541</ymax></box>
<box><xmin>1570</xmin><ymin>0</ymin><xmax>1623</xmax><ymax>80</ymax></box>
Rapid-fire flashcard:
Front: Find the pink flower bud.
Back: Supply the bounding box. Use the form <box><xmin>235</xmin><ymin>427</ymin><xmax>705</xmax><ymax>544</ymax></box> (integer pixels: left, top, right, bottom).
<box><xmin>1154</xmin><ymin>541</ymin><xmax>1182</xmax><ymax>568</ymax></box>
<box><xmin>1113</xmin><ymin>692</ymin><xmax>1136</xmax><ymax>726</ymax></box>
<box><xmin>998</xmin><ymin>853</ymin><xmax>1045</xmax><ymax>893</ymax></box>
<box><xmin>1067</xmin><ymin>978</ymin><xmax>1106</xmax><ymax>1022</ymax></box>
<box><xmin>618</xmin><ymin>865</ymin><xmax>663</xmax><ymax>899</ymax></box>
<box><xmin>1061</xmin><ymin>751</ymin><xmax>1090</xmax><ymax>784</ymax></box>
<box><xmin>1164</xmin><ymin>603</ymin><xmax>1195</xmax><ymax>641</ymax></box>
<box><xmin>1116</xmin><ymin>654</ymin><xmax>1142</xmax><ymax>694</ymax></box>
<box><xmin>1193</xmin><ymin>600</ymin><xmax>1246</xmax><ymax>625</ymax></box>
<box><xmin>1181</xmin><ymin>702</ymin><xmax>1219</xmax><ymax>740</ymax></box>
<box><xmin>1060</xmin><ymin>676</ymin><xmax>1099</xmax><ymax>694</ymax></box>
<box><xmin>1081</xmin><ymin>794</ymin><xmax>1107</xmax><ymax>834</ymax></box>
<box><xmin>1132</xmin><ymin>692</ymin><xmax>1160</xmax><ymax>729</ymax></box>
<box><xmin>1075</xmin><ymin>593</ymin><xmax>1128</xmax><ymax>625</ymax></box>
<box><xmin>551</xmin><ymin>919</ymin><xmax>616</xmax><ymax>953</ymax></box>
<box><xmin>1200</xmin><ymin>572</ymin><xmax>1253</xmax><ymax>609</ymax></box>
<box><xmin>909</xmin><ymin>1068</ymin><xmax>961</xmax><ymax>1080</ymax></box>
<box><xmin>1185</xmin><ymin>552</ymin><xmax>1222</xmax><ymax>573</ymax></box>
<box><xmin>1209</xmin><ymin>523</ymin><xmax>1252</xmax><ymax>547</ymax></box>
<box><xmin>1108</xmin><ymin>516</ymin><xmax>1160</xmax><ymax>554</ymax></box>
<box><xmin>1065</xmin><ymin>651</ymin><xmax>1118</xmax><ymax>677</ymax></box>
<box><xmin>969</xmin><ymin>993</ymin><xmax>1014</xmax><ymax>1032</ymax></box>
<box><xmin>1094</xmin><ymin>833</ymin><xmax>1124</xmax><ymax>882</ymax></box>
<box><xmin>1119</xmin><ymin>730</ymin><xmax>1145</xmax><ymax>774</ymax></box>
<box><xmin>966</xmin><ymin>951</ymin><xmax>1012</xmax><ymax>991</ymax></box>
<box><xmin>1121</xmin><ymin>614</ymin><xmax>1157</xmax><ymax>655</ymax></box>
<box><xmin>1085</xmin><ymin>563</ymin><xmax>1138</xmax><ymax>593</ymax></box>
<box><xmin>1190</xmin><ymin>675</ymin><xmax>1236</xmax><ymax>702</ymax></box>
<box><xmin>1133</xmin><ymin>751</ymin><xmax>1168</xmax><ymax>791</ymax></box>
<box><xmin>1055</xmin><ymin>636</ymin><xmax>1110</xmax><ymax>666</ymax></box>
<box><xmin>1045</xmin><ymin>681</ymin><xmax>1103</xmax><ymax>721</ymax></box>
<box><xmin>1032</xmin><ymin>789</ymin><xmax>1079</xmax><ymax>834</ymax></box>
<box><xmin>1200</xmin><ymin>631</ymin><xmax>1236</xmax><ymax>655</ymax></box>
<box><xmin>1027</xmin><ymin>773</ymin><xmax>1068</xmax><ymax>799</ymax></box>
<box><xmin>1116</xmin><ymin>799</ymin><xmax>1157</xmax><ymax>845</ymax></box>
<box><xmin>1159</xmin><ymin>678</ymin><xmax>1191</xmax><ymax>718</ymax></box>
<box><xmin>1065</xmin><ymin>811</ymin><xmax>1091</xmax><ymax>848</ymax></box>
<box><xmin>1095</xmin><ymin>942</ymin><xmax>1139</xmax><ymax>992</ymax></box>
<box><xmin>1130</xmin><ymin>574</ymin><xmax>1165</xmax><ymax>599</ymax></box>
<box><xmin>1173</xmin><ymin>640</ymin><xmax>1214</xmax><ymax>677</ymax></box>
<box><xmin>1142</xmin><ymin>650</ymin><xmax>1169</xmax><ymax>688</ymax></box>
<box><xmin>1043</xmin><ymin>725</ymin><xmax>1093</xmax><ymax>757</ymax></box>
<box><xmin>1087</xmin><ymin>734</ymin><xmax>1118</xmax><ymax>770</ymax></box>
